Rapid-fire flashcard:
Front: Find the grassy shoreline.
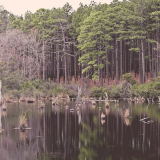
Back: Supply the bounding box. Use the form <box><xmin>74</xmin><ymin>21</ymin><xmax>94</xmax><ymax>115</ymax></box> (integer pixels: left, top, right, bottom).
<box><xmin>2</xmin><ymin>73</ymin><xmax>160</xmax><ymax>104</ymax></box>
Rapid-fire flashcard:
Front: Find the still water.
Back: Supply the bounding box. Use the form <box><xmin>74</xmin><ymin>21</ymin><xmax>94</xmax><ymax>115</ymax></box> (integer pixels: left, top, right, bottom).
<box><xmin>0</xmin><ymin>101</ymin><xmax>160</xmax><ymax>160</ymax></box>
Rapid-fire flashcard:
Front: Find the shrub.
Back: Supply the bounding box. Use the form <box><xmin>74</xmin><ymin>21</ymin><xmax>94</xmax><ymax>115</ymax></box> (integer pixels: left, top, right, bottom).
<box><xmin>121</xmin><ymin>73</ymin><xmax>137</xmax><ymax>85</ymax></box>
<box><xmin>52</xmin><ymin>85</ymin><xmax>68</xmax><ymax>96</ymax></box>
<box><xmin>90</xmin><ymin>87</ymin><xmax>107</xmax><ymax>98</ymax></box>
<box><xmin>12</xmin><ymin>89</ymin><xmax>21</xmax><ymax>99</ymax></box>
<box><xmin>21</xmin><ymin>88</ymin><xmax>34</xmax><ymax>97</ymax></box>
<box><xmin>134</xmin><ymin>81</ymin><xmax>160</xmax><ymax>99</ymax></box>
<box><xmin>118</xmin><ymin>80</ymin><xmax>133</xmax><ymax>98</ymax></box>
<box><xmin>110</xmin><ymin>86</ymin><xmax>122</xmax><ymax>99</ymax></box>
<box><xmin>31</xmin><ymin>79</ymin><xmax>41</xmax><ymax>89</ymax></box>
<box><xmin>3</xmin><ymin>71</ymin><xmax>25</xmax><ymax>90</ymax></box>
<box><xmin>22</xmin><ymin>81</ymin><xmax>34</xmax><ymax>90</ymax></box>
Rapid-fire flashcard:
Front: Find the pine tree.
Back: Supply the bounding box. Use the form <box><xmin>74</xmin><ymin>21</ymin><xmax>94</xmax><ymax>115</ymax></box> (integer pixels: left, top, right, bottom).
<box><xmin>78</xmin><ymin>11</ymin><xmax>112</xmax><ymax>86</ymax></box>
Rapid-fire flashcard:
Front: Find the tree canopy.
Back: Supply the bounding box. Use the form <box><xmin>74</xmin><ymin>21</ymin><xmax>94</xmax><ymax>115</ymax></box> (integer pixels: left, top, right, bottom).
<box><xmin>0</xmin><ymin>0</ymin><xmax>160</xmax><ymax>87</ymax></box>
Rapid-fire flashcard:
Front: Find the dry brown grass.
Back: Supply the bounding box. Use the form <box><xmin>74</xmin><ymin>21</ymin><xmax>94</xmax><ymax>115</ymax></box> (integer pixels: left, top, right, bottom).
<box><xmin>59</xmin><ymin>72</ymin><xmax>152</xmax><ymax>87</ymax></box>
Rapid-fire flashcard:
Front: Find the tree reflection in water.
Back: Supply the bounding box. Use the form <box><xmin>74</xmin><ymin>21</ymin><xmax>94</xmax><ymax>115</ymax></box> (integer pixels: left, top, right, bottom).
<box><xmin>79</xmin><ymin>116</ymin><xmax>99</xmax><ymax>160</ymax></box>
<box><xmin>78</xmin><ymin>102</ymin><xmax>160</xmax><ymax>160</ymax></box>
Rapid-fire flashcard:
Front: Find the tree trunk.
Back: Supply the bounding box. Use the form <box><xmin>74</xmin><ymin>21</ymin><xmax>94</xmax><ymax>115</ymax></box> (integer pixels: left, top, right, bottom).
<box><xmin>23</xmin><ymin>48</ymin><xmax>26</xmax><ymax>77</ymax></box>
<box><xmin>0</xmin><ymin>107</ymin><xmax>1</xmax><ymax>131</ymax></box>
<box><xmin>130</xmin><ymin>51</ymin><xmax>132</xmax><ymax>73</ymax></box>
<box><xmin>100</xmin><ymin>57</ymin><xmax>103</xmax><ymax>87</ymax></box>
<box><xmin>139</xmin><ymin>40</ymin><xmax>142</xmax><ymax>83</ymax></box>
<box><xmin>152</xmin><ymin>42</ymin><xmax>155</xmax><ymax>78</ymax></box>
<box><xmin>74</xmin><ymin>51</ymin><xmax>77</xmax><ymax>82</ymax></box>
<box><xmin>63</xmin><ymin>42</ymin><xmax>67</xmax><ymax>85</ymax></box>
<box><xmin>98</xmin><ymin>55</ymin><xmax>100</xmax><ymax>87</ymax></box>
<box><xmin>111</xmin><ymin>41</ymin><xmax>114</xmax><ymax>80</ymax></box>
<box><xmin>42</xmin><ymin>40</ymin><xmax>45</xmax><ymax>80</ymax></box>
<box><xmin>106</xmin><ymin>52</ymin><xmax>109</xmax><ymax>85</ymax></box>
<box><xmin>124</xmin><ymin>40</ymin><xmax>126</xmax><ymax>74</ymax></box>
<box><xmin>148</xmin><ymin>42</ymin><xmax>153</xmax><ymax>78</ymax></box>
<box><xmin>120</xmin><ymin>39</ymin><xmax>123</xmax><ymax>78</ymax></box>
<box><xmin>140</xmin><ymin>3</ymin><xmax>145</xmax><ymax>83</ymax></box>
<box><xmin>56</xmin><ymin>44</ymin><xmax>60</xmax><ymax>84</ymax></box>
<box><xmin>0</xmin><ymin>80</ymin><xmax>2</xmax><ymax>105</ymax></box>
<box><xmin>115</xmin><ymin>37</ymin><xmax>119</xmax><ymax>84</ymax></box>
<box><xmin>156</xmin><ymin>20</ymin><xmax>160</xmax><ymax>75</ymax></box>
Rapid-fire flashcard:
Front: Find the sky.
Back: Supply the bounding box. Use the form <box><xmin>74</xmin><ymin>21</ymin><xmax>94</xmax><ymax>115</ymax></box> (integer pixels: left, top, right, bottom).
<box><xmin>1</xmin><ymin>0</ymin><xmax>114</xmax><ymax>16</ymax></box>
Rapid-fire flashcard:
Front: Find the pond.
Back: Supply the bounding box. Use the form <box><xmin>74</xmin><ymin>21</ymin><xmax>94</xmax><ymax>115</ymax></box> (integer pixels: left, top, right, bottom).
<box><xmin>0</xmin><ymin>101</ymin><xmax>160</xmax><ymax>160</ymax></box>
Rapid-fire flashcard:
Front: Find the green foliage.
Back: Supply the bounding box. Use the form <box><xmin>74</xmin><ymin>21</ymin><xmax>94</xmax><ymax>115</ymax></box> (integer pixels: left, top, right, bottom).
<box><xmin>90</xmin><ymin>87</ymin><xmax>107</xmax><ymax>98</ymax></box>
<box><xmin>2</xmin><ymin>71</ymin><xmax>26</xmax><ymax>90</ymax></box>
<box><xmin>129</xmin><ymin>48</ymin><xmax>139</xmax><ymax>52</ymax></box>
<box><xmin>52</xmin><ymin>85</ymin><xmax>68</xmax><ymax>96</ymax></box>
<box><xmin>22</xmin><ymin>81</ymin><xmax>34</xmax><ymax>90</ymax></box>
<box><xmin>110</xmin><ymin>85</ymin><xmax>122</xmax><ymax>99</ymax></box>
<box><xmin>31</xmin><ymin>79</ymin><xmax>41</xmax><ymax>89</ymax></box>
<box><xmin>78</xmin><ymin>10</ymin><xmax>112</xmax><ymax>82</ymax></box>
<box><xmin>121</xmin><ymin>73</ymin><xmax>137</xmax><ymax>85</ymax></box>
<box><xmin>135</xmin><ymin>80</ymin><xmax>160</xmax><ymax>99</ymax></box>
<box><xmin>2</xmin><ymin>0</ymin><xmax>160</xmax><ymax>102</ymax></box>
<box><xmin>109</xmin><ymin>74</ymin><xmax>160</xmax><ymax>99</ymax></box>
<box><xmin>12</xmin><ymin>90</ymin><xmax>21</xmax><ymax>99</ymax></box>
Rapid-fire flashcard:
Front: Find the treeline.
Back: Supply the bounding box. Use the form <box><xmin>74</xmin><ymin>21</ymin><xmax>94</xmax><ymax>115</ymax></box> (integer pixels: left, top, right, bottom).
<box><xmin>0</xmin><ymin>0</ymin><xmax>160</xmax><ymax>87</ymax></box>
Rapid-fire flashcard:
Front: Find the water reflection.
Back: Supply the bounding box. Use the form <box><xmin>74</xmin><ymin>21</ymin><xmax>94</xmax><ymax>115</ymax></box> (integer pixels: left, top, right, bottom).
<box><xmin>2</xmin><ymin>110</ymin><xmax>7</xmax><ymax>118</ymax></box>
<box><xmin>79</xmin><ymin>116</ymin><xmax>99</xmax><ymax>160</ymax></box>
<box><xmin>0</xmin><ymin>107</ymin><xmax>2</xmax><ymax>132</ymax></box>
<box><xmin>19</xmin><ymin>130</ymin><xmax>27</xmax><ymax>143</ymax></box>
<box><xmin>0</xmin><ymin>102</ymin><xmax>160</xmax><ymax>159</ymax></box>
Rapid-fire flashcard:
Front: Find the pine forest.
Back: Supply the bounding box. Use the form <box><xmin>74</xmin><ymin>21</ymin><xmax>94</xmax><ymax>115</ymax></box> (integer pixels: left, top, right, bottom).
<box><xmin>0</xmin><ymin>0</ymin><xmax>160</xmax><ymax>100</ymax></box>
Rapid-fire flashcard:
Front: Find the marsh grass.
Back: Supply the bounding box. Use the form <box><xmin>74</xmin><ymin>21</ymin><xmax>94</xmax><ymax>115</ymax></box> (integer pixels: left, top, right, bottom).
<box><xmin>19</xmin><ymin>109</ymin><xmax>31</xmax><ymax>130</ymax></box>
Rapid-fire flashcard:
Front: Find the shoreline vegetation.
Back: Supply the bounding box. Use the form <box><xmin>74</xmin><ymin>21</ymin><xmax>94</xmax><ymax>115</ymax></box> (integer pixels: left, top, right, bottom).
<box><xmin>2</xmin><ymin>73</ymin><xmax>160</xmax><ymax>104</ymax></box>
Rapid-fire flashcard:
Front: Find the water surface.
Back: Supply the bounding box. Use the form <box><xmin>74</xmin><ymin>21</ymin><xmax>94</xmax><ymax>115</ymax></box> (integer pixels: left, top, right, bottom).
<box><xmin>0</xmin><ymin>101</ymin><xmax>160</xmax><ymax>160</ymax></box>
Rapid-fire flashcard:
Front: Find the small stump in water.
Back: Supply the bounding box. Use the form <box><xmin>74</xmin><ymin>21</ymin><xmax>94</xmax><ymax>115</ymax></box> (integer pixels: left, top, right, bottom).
<box><xmin>38</xmin><ymin>100</ymin><xmax>45</xmax><ymax>109</ymax></box>
<box><xmin>2</xmin><ymin>101</ymin><xmax>6</xmax><ymax>111</ymax></box>
<box><xmin>0</xmin><ymin>129</ymin><xmax>4</xmax><ymax>133</ymax></box>
<box><xmin>19</xmin><ymin>124</ymin><xmax>28</xmax><ymax>132</ymax></box>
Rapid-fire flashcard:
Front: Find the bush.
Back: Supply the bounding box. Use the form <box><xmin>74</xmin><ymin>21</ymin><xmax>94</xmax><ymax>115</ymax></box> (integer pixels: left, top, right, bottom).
<box><xmin>52</xmin><ymin>85</ymin><xmax>68</xmax><ymax>96</ymax></box>
<box><xmin>110</xmin><ymin>86</ymin><xmax>122</xmax><ymax>99</ymax></box>
<box><xmin>21</xmin><ymin>88</ymin><xmax>34</xmax><ymax>97</ymax></box>
<box><xmin>90</xmin><ymin>87</ymin><xmax>107</xmax><ymax>98</ymax></box>
<box><xmin>121</xmin><ymin>73</ymin><xmax>137</xmax><ymax>85</ymax></box>
<box><xmin>22</xmin><ymin>81</ymin><xmax>34</xmax><ymax>90</ymax></box>
<box><xmin>137</xmin><ymin>81</ymin><xmax>160</xmax><ymax>99</ymax></box>
<box><xmin>3</xmin><ymin>72</ymin><xmax>25</xmax><ymax>90</ymax></box>
<box><xmin>12</xmin><ymin>89</ymin><xmax>21</xmax><ymax>99</ymax></box>
<box><xmin>31</xmin><ymin>79</ymin><xmax>41</xmax><ymax>89</ymax></box>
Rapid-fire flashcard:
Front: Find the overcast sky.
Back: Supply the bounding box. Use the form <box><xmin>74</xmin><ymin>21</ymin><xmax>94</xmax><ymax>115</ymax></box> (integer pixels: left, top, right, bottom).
<box><xmin>1</xmin><ymin>0</ymin><xmax>114</xmax><ymax>16</ymax></box>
